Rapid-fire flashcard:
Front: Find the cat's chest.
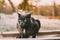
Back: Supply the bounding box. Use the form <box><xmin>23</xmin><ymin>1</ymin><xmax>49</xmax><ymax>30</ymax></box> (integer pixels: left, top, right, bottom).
<box><xmin>24</xmin><ymin>23</ymin><xmax>35</xmax><ymax>29</ymax></box>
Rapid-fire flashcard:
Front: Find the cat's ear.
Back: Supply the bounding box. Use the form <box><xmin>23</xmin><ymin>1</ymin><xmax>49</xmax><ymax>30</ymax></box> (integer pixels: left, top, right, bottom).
<box><xmin>17</xmin><ymin>13</ymin><xmax>21</xmax><ymax>18</ymax></box>
<box><xmin>26</xmin><ymin>13</ymin><xmax>31</xmax><ymax>18</ymax></box>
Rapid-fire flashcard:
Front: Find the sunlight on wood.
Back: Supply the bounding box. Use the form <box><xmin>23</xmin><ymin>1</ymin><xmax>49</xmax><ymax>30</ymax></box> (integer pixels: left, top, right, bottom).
<box><xmin>4</xmin><ymin>0</ymin><xmax>60</xmax><ymax>6</ymax></box>
<box><xmin>29</xmin><ymin>0</ymin><xmax>60</xmax><ymax>6</ymax></box>
<box><xmin>11</xmin><ymin>0</ymin><xmax>23</xmax><ymax>6</ymax></box>
<box><xmin>5</xmin><ymin>0</ymin><xmax>23</xmax><ymax>6</ymax></box>
<box><xmin>55</xmin><ymin>0</ymin><xmax>60</xmax><ymax>4</ymax></box>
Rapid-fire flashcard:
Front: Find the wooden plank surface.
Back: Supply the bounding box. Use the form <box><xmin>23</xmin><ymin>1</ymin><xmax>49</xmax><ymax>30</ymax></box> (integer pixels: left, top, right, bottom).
<box><xmin>1</xmin><ymin>30</ymin><xmax>60</xmax><ymax>37</ymax></box>
<box><xmin>0</xmin><ymin>37</ymin><xmax>60</xmax><ymax>40</ymax></box>
<box><xmin>2</xmin><ymin>30</ymin><xmax>60</xmax><ymax>34</ymax></box>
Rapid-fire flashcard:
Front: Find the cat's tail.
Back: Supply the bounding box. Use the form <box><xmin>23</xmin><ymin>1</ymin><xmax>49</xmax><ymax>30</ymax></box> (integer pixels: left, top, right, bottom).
<box><xmin>31</xmin><ymin>17</ymin><xmax>41</xmax><ymax>28</ymax></box>
<box><xmin>36</xmin><ymin>19</ymin><xmax>41</xmax><ymax>28</ymax></box>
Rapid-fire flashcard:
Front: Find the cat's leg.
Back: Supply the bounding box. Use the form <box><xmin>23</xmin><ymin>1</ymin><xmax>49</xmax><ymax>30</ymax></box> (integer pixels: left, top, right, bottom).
<box><xmin>31</xmin><ymin>31</ymin><xmax>37</xmax><ymax>38</ymax></box>
<box><xmin>22</xmin><ymin>33</ymin><xmax>30</xmax><ymax>38</ymax></box>
<box><xmin>32</xmin><ymin>35</ymin><xmax>36</xmax><ymax>38</ymax></box>
<box><xmin>32</xmin><ymin>34</ymin><xmax>36</xmax><ymax>38</ymax></box>
<box><xmin>16</xmin><ymin>34</ymin><xmax>22</xmax><ymax>38</ymax></box>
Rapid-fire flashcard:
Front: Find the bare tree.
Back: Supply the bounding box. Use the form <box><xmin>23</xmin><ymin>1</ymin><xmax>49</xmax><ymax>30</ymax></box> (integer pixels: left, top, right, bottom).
<box><xmin>0</xmin><ymin>0</ymin><xmax>5</xmax><ymax>13</ymax></box>
<box><xmin>23</xmin><ymin>0</ymin><xmax>28</xmax><ymax>10</ymax></box>
<box><xmin>53</xmin><ymin>2</ymin><xmax>58</xmax><ymax>16</ymax></box>
<box><xmin>8</xmin><ymin>0</ymin><xmax>15</xmax><ymax>12</ymax></box>
<box><xmin>18</xmin><ymin>0</ymin><xmax>31</xmax><ymax>11</ymax></box>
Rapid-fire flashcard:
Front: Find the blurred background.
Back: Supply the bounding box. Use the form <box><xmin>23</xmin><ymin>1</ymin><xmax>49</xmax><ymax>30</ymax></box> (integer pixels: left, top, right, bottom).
<box><xmin>0</xmin><ymin>0</ymin><xmax>60</xmax><ymax>16</ymax></box>
<box><xmin>0</xmin><ymin>0</ymin><xmax>60</xmax><ymax>32</ymax></box>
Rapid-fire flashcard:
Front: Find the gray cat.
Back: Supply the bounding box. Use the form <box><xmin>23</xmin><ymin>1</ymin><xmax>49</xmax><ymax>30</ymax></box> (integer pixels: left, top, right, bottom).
<box><xmin>16</xmin><ymin>12</ymin><xmax>41</xmax><ymax>38</ymax></box>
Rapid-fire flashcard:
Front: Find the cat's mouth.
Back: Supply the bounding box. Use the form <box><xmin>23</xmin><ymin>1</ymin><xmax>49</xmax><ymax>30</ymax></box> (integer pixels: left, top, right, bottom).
<box><xmin>19</xmin><ymin>22</ymin><xmax>25</xmax><ymax>27</ymax></box>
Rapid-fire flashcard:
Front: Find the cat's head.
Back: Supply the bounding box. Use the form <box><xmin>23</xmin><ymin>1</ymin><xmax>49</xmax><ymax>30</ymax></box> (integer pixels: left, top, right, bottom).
<box><xmin>18</xmin><ymin>12</ymin><xmax>32</xmax><ymax>20</ymax></box>
<box><xmin>17</xmin><ymin>11</ymin><xmax>32</xmax><ymax>26</ymax></box>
